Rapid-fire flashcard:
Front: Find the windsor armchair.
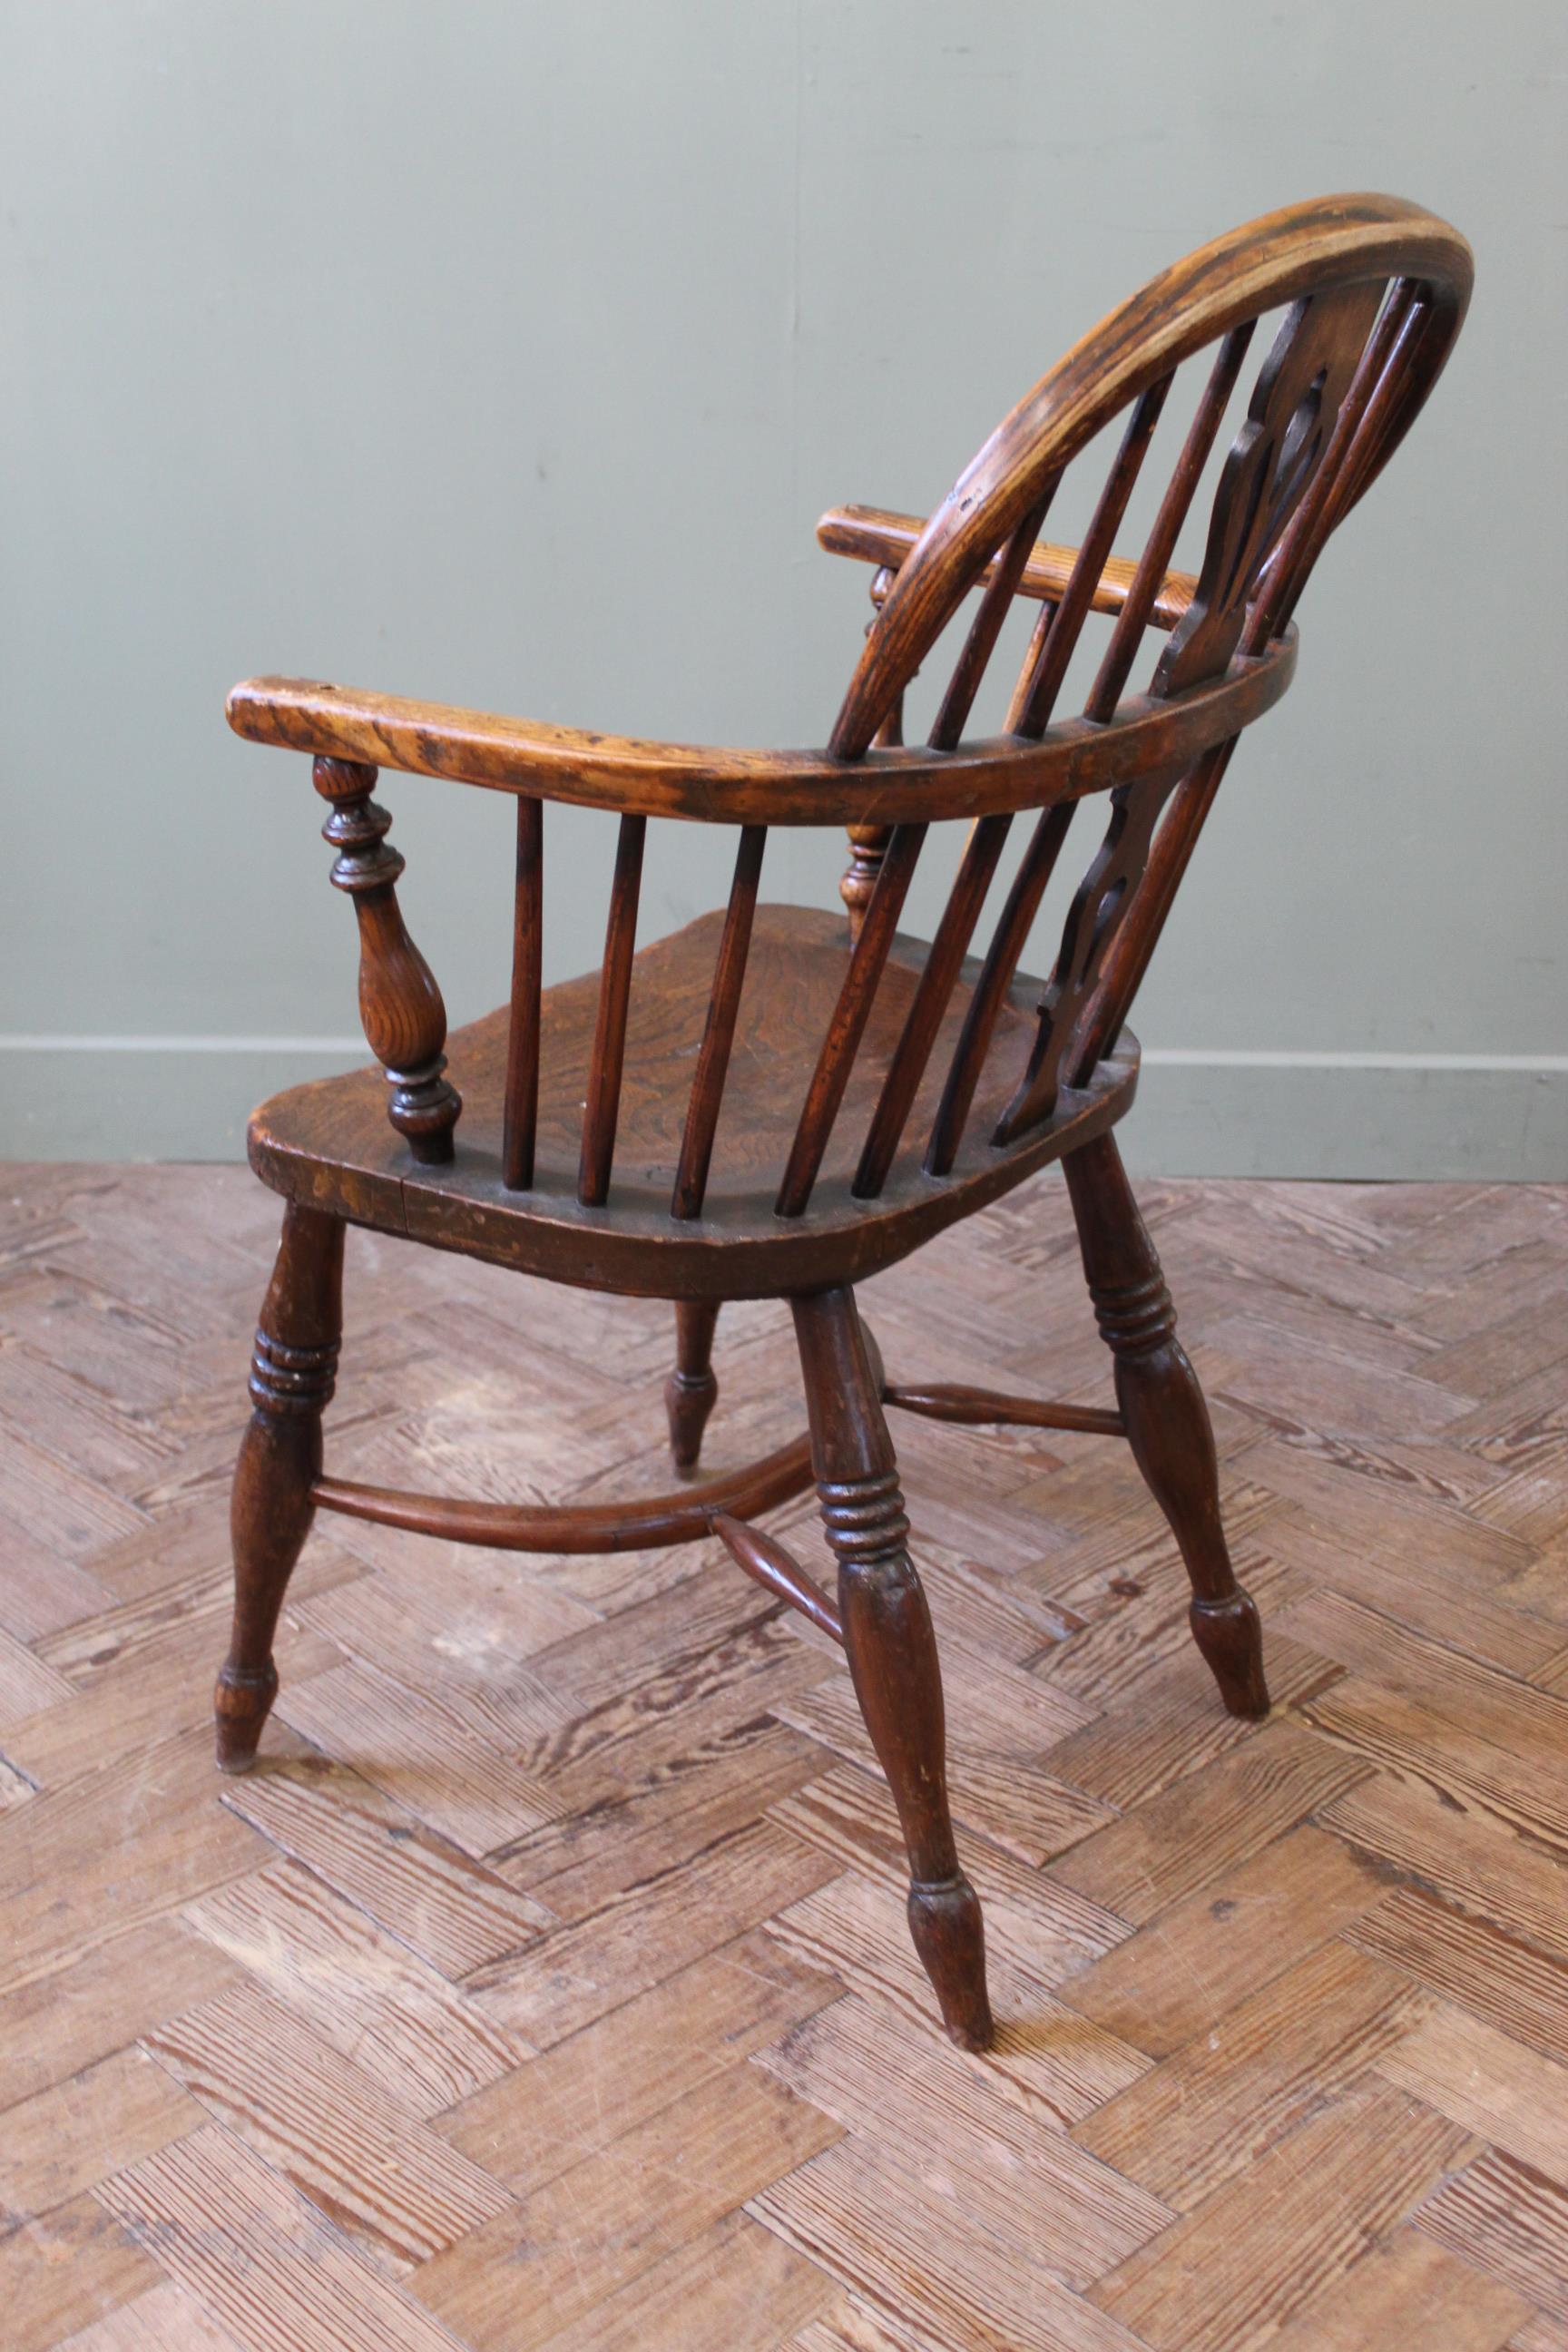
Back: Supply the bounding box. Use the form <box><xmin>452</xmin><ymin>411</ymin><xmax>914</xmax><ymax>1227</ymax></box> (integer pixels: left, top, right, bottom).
<box><xmin>216</xmin><ymin>194</ymin><xmax>1471</xmax><ymax>2053</ymax></box>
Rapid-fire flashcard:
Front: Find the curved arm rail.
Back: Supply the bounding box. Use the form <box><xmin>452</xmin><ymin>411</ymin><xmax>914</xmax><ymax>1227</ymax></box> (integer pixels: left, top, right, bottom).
<box><xmin>225</xmin><ymin>630</ymin><xmax>1295</xmax><ymax>827</ymax></box>
<box><xmin>817</xmin><ymin>504</ymin><xmax>1197</xmax><ymax>631</ymax></box>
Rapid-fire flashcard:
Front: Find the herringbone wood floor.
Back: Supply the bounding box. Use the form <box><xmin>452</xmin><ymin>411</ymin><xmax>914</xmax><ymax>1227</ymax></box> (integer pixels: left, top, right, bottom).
<box><xmin>2</xmin><ymin>1163</ymin><xmax>1566</xmax><ymax>2352</ymax></box>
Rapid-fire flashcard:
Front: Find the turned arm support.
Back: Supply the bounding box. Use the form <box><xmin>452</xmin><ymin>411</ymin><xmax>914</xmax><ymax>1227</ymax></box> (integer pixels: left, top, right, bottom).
<box><xmin>817</xmin><ymin>504</ymin><xmax>1198</xmax><ymax>631</ymax></box>
<box><xmin>311</xmin><ymin>758</ymin><xmax>461</xmax><ymax>1163</ymax></box>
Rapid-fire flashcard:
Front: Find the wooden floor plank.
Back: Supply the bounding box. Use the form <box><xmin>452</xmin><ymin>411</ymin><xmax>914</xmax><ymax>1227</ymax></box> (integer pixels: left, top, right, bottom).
<box><xmin>437</xmin><ymin>1929</ymin><xmax>841</xmax><ymax>2192</ymax></box>
<box><xmin>1375</xmin><ymin>2003</ymin><xmax>1568</xmax><ymax>2188</ymax></box>
<box><xmin>750</xmin><ymin>2136</ymin><xmax>1152</xmax><ymax>2352</ymax></box>
<box><xmin>1093</xmin><ymin>2080</ymin><xmax>1475</xmax><ymax>2351</ymax></box>
<box><xmin>412</xmin><ymin>2064</ymin><xmax>841</xmax><ymax>2352</ymax></box>
<box><xmin>99</xmin><ymin>2124</ymin><xmax>470</xmax><ymax>2352</ymax></box>
<box><xmin>1416</xmin><ymin>2151</ymin><xmax>1568</xmax><ymax>2325</ymax></box>
<box><xmin>185</xmin><ymin>1857</ymin><xmax>530</xmax><ymax>2114</ymax></box>
<box><xmin>1348</xmin><ymin>1886</ymin><xmax>1568</xmax><ymax>2063</ymax></box>
<box><xmin>0</xmin><ymin>1161</ymin><xmax>1563</xmax><ymax>2351</ymax></box>
<box><xmin>1262</xmin><ymin>2228</ymin><xmax>1529</xmax><ymax>2352</ymax></box>
<box><xmin>1072</xmin><ymin>1938</ymin><xmax>1426</xmax><ymax>2210</ymax></box>
<box><xmin>1061</xmin><ymin>1824</ymin><xmax>1390</xmax><ymax>2058</ymax></box>
<box><xmin>219</xmin><ymin>1752</ymin><xmax>552</xmax><ymax>1978</ymax></box>
<box><xmin>753</xmin><ymin>1992</ymin><xmax>1171</xmax><ymax>2289</ymax></box>
<box><xmin>1045</xmin><ymin>1714</ymin><xmax>1370</xmax><ymax>1925</ymax></box>
<box><xmin>765</xmin><ymin>1868</ymin><xmax>1152</xmax><ymax>2129</ymax></box>
<box><xmin>143</xmin><ymin>1977</ymin><xmax>514</xmax><ymax>2271</ymax></box>
<box><xmin>467</xmin><ymin>1820</ymin><xmax>838</xmax><ymax>2047</ymax></box>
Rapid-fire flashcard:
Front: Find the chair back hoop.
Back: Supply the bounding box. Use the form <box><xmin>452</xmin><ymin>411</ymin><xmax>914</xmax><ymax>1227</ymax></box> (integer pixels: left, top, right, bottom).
<box><xmin>254</xmin><ymin>198</ymin><xmax>1469</xmax><ymax>1227</ymax></box>
<box><xmin>811</xmin><ymin>195</ymin><xmax>1470</xmax><ymax>1174</ymax></box>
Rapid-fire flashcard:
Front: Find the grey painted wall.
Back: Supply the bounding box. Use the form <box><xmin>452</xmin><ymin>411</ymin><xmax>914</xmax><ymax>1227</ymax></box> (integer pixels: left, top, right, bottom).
<box><xmin>3</xmin><ymin>1</ymin><xmax>1563</xmax><ymax>1172</ymax></box>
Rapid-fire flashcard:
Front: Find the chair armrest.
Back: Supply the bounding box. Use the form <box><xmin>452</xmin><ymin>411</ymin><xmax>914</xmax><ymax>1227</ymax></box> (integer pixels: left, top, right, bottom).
<box><xmin>228</xmin><ymin>640</ymin><xmax>1294</xmax><ymax>830</ymax></box>
<box><xmin>816</xmin><ymin>504</ymin><xmax>1196</xmax><ymax>630</ymax></box>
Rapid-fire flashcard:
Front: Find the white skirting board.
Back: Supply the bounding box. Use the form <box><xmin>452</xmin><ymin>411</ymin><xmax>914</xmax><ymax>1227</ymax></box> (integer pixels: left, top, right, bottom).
<box><xmin>0</xmin><ymin>1040</ymin><xmax>1564</xmax><ymax>1181</ymax></box>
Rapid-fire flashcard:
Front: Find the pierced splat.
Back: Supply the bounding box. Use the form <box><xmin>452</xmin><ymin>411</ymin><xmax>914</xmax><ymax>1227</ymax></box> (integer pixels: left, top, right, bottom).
<box><xmin>995</xmin><ymin>279</ymin><xmax>1389</xmax><ymax>1146</ymax></box>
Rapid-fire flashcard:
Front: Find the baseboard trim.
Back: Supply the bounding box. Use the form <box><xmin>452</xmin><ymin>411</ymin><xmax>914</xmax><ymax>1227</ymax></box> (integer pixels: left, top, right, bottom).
<box><xmin>1</xmin><ymin>1038</ymin><xmax>1563</xmax><ymax>1178</ymax></box>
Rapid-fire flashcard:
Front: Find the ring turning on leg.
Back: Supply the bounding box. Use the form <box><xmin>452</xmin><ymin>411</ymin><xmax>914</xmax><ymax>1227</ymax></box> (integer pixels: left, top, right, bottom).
<box><xmin>1065</xmin><ymin>1132</ymin><xmax>1269</xmax><ymax>1718</ymax></box>
<box><xmin>215</xmin><ymin>1202</ymin><xmax>344</xmax><ymax>1772</ymax></box>
<box><xmin>793</xmin><ymin>1285</ymin><xmax>994</xmax><ymax>2051</ymax></box>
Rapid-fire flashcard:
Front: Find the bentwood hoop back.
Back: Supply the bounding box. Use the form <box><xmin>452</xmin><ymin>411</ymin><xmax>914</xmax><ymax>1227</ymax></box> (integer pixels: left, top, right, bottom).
<box><xmin>218</xmin><ymin>196</ymin><xmax>1471</xmax><ymax>2052</ymax></box>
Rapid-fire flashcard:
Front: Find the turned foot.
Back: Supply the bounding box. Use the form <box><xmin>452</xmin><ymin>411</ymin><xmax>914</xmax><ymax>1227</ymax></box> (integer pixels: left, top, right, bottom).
<box><xmin>1067</xmin><ymin>1133</ymin><xmax>1270</xmax><ymax>1720</ymax></box>
<box><xmin>213</xmin><ymin>1662</ymin><xmax>279</xmax><ymax>1774</ymax></box>
<box><xmin>794</xmin><ymin>1284</ymin><xmax>995</xmax><ymax>2052</ymax></box>
<box><xmin>1191</xmin><ymin>1592</ymin><xmax>1269</xmax><ymax>1718</ymax></box>
<box><xmin>665</xmin><ymin>1299</ymin><xmax>720</xmax><ymax>1473</ymax></box>
<box><xmin>909</xmin><ymin>1875</ymin><xmax>995</xmax><ymax>2052</ymax></box>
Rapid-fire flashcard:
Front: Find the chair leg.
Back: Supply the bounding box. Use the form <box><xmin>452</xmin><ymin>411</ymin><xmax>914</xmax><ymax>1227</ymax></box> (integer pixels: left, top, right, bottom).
<box><xmin>1064</xmin><ymin>1132</ymin><xmax>1268</xmax><ymax>1718</ymax></box>
<box><xmin>665</xmin><ymin>1298</ymin><xmax>720</xmax><ymax>1473</ymax></box>
<box><xmin>792</xmin><ymin>1284</ymin><xmax>994</xmax><ymax>2052</ymax></box>
<box><xmin>214</xmin><ymin>1201</ymin><xmax>344</xmax><ymax>1773</ymax></box>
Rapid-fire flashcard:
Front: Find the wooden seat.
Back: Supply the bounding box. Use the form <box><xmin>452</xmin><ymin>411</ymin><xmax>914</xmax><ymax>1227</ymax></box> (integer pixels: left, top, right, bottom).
<box><xmin>215</xmin><ymin>194</ymin><xmax>1472</xmax><ymax>2055</ymax></box>
<box><xmin>250</xmin><ymin>905</ymin><xmax>1139</xmax><ymax>1298</ymax></box>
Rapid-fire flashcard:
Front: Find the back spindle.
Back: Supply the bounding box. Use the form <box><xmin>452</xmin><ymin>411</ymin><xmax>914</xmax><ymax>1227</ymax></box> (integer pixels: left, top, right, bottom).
<box><xmin>672</xmin><ymin>824</ymin><xmax>768</xmax><ymax>1219</ymax></box>
<box><xmin>502</xmin><ymin>796</ymin><xmax>544</xmax><ymax>1190</ymax></box>
<box><xmin>777</xmin><ymin>821</ymin><xmax>928</xmax><ymax>1217</ymax></box>
<box><xmin>1085</xmin><ymin>323</ymin><xmax>1255</xmax><ymax>723</ymax></box>
<box><xmin>1006</xmin><ymin>375</ymin><xmax>1172</xmax><ymax>739</ymax></box>
<box><xmin>577</xmin><ymin>812</ymin><xmax>647</xmax><ymax>1207</ymax></box>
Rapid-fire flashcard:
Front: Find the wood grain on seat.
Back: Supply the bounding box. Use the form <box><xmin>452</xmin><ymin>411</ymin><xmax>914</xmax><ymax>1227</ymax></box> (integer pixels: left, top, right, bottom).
<box><xmin>248</xmin><ymin>905</ymin><xmax>1139</xmax><ymax>1300</ymax></box>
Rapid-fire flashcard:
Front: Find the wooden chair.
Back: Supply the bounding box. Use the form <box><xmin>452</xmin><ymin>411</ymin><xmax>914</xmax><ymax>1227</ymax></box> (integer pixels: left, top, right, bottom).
<box><xmin>216</xmin><ymin>194</ymin><xmax>1471</xmax><ymax>2052</ymax></box>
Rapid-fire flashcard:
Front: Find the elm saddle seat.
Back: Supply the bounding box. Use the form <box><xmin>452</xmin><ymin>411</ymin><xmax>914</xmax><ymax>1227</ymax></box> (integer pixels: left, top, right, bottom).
<box><xmin>217</xmin><ymin>194</ymin><xmax>1471</xmax><ymax>2054</ymax></box>
<box><xmin>250</xmin><ymin>906</ymin><xmax>1140</xmax><ymax>1297</ymax></box>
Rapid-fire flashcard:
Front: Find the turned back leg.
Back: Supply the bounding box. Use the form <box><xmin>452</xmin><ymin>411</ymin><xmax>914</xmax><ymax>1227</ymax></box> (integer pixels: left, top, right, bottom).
<box><xmin>792</xmin><ymin>1284</ymin><xmax>994</xmax><ymax>2051</ymax></box>
<box><xmin>1065</xmin><ymin>1132</ymin><xmax>1269</xmax><ymax>1718</ymax></box>
<box><xmin>665</xmin><ymin>1298</ymin><xmax>720</xmax><ymax>1472</ymax></box>
<box><xmin>214</xmin><ymin>1201</ymin><xmax>344</xmax><ymax>1771</ymax></box>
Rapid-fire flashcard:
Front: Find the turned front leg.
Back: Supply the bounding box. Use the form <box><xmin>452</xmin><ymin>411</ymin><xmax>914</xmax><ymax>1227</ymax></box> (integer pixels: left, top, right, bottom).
<box><xmin>1065</xmin><ymin>1132</ymin><xmax>1268</xmax><ymax>1717</ymax></box>
<box><xmin>793</xmin><ymin>1285</ymin><xmax>994</xmax><ymax>2051</ymax></box>
<box><xmin>214</xmin><ymin>1203</ymin><xmax>344</xmax><ymax>1772</ymax></box>
<box><xmin>664</xmin><ymin>1299</ymin><xmax>720</xmax><ymax>1473</ymax></box>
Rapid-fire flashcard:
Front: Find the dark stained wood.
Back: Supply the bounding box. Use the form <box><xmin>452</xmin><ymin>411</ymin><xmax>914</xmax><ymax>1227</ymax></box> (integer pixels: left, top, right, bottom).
<box><xmin>215</xmin><ymin>1201</ymin><xmax>344</xmax><ymax>1772</ymax></box>
<box><xmin>672</xmin><ymin>825</ymin><xmax>767</xmax><ymax>1220</ymax></box>
<box><xmin>930</xmin><ymin>485</ymin><xmax>1060</xmax><ymax>750</ymax></box>
<box><xmin>577</xmin><ymin>812</ymin><xmax>646</xmax><ymax>1207</ymax></box>
<box><xmin>829</xmin><ymin>193</ymin><xmax>1470</xmax><ymax>760</ymax></box>
<box><xmin>310</xmin><ymin>759</ymin><xmax>460</xmax><ymax>1164</ymax></box>
<box><xmin>925</xmin><ymin>800</ymin><xmax>1077</xmax><ymax>1177</ymax></box>
<box><xmin>1084</xmin><ymin>323</ymin><xmax>1255</xmax><ymax>723</ymax></box>
<box><xmin>883</xmin><ymin>1382</ymin><xmax>1124</xmax><ymax>1438</ymax></box>
<box><xmin>228</xmin><ymin>630</ymin><xmax>1297</xmax><ymax>828</ymax></box>
<box><xmin>853</xmin><ymin>811</ymin><xmax>1012</xmax><ymax>1198</ymax></box>
<box><xmin>1006</xmin><ymin>374</ymin><xmax>1171</xmax><ymax>738</ymax></box>
<box><xmin>664</xmin><ymin>1298</ymin><xmax>720</xmax><ymax>1471</ymax></box>
<box><xmin>1065</xmin><ymin>1131</ymin><xmax>1268</xmax><ymax>1717</ymax></box>
<box><xmin>311</xmin><ymin>1427</ymin><xmax>814</xmax><ymax>1553</ymax></box>
<box><xmin>775</xmin><ymin>825</ymin><xmax>928</xmax><ymax>1218</ymax></box>
<box><xmin>248</xmin><ymin>906</ymin><xmax>1140</xmax><ymax>1300</ymax></box>
<box><xmin>218</xmin><ymin>194</ymin><xmax>1473</xmax><ymax>2062</ymax></box>
<box><xmin>839</xmin><ymin>566</ymin><xmax>899</xmax><ymax>945</ymax></box>
<box><xmin>818</xmin><ymin>501</ymin><xmax>1197</xmax><ymax>629</ymax></box>
<box><xmin>793</xmin><ymin>1284</ymin><xmax>994</xmax><ymax>2051</ymax></box>
<box><xmin>710</xmin><ymin>1513</ymin><xmax>844</xmax><ymax>1643</ymax></box>
<box><xmin>501</xmin><ymin>796</ymin><xmax>544</xmax><ymax>1191</ymax></box>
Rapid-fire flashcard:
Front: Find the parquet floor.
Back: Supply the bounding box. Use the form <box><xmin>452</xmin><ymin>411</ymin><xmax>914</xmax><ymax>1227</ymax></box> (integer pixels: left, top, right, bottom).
<box><xmin>2</xmin><ymin>1162</ymin><xmax>1566</xmax><ymax>2352</ymax></box>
